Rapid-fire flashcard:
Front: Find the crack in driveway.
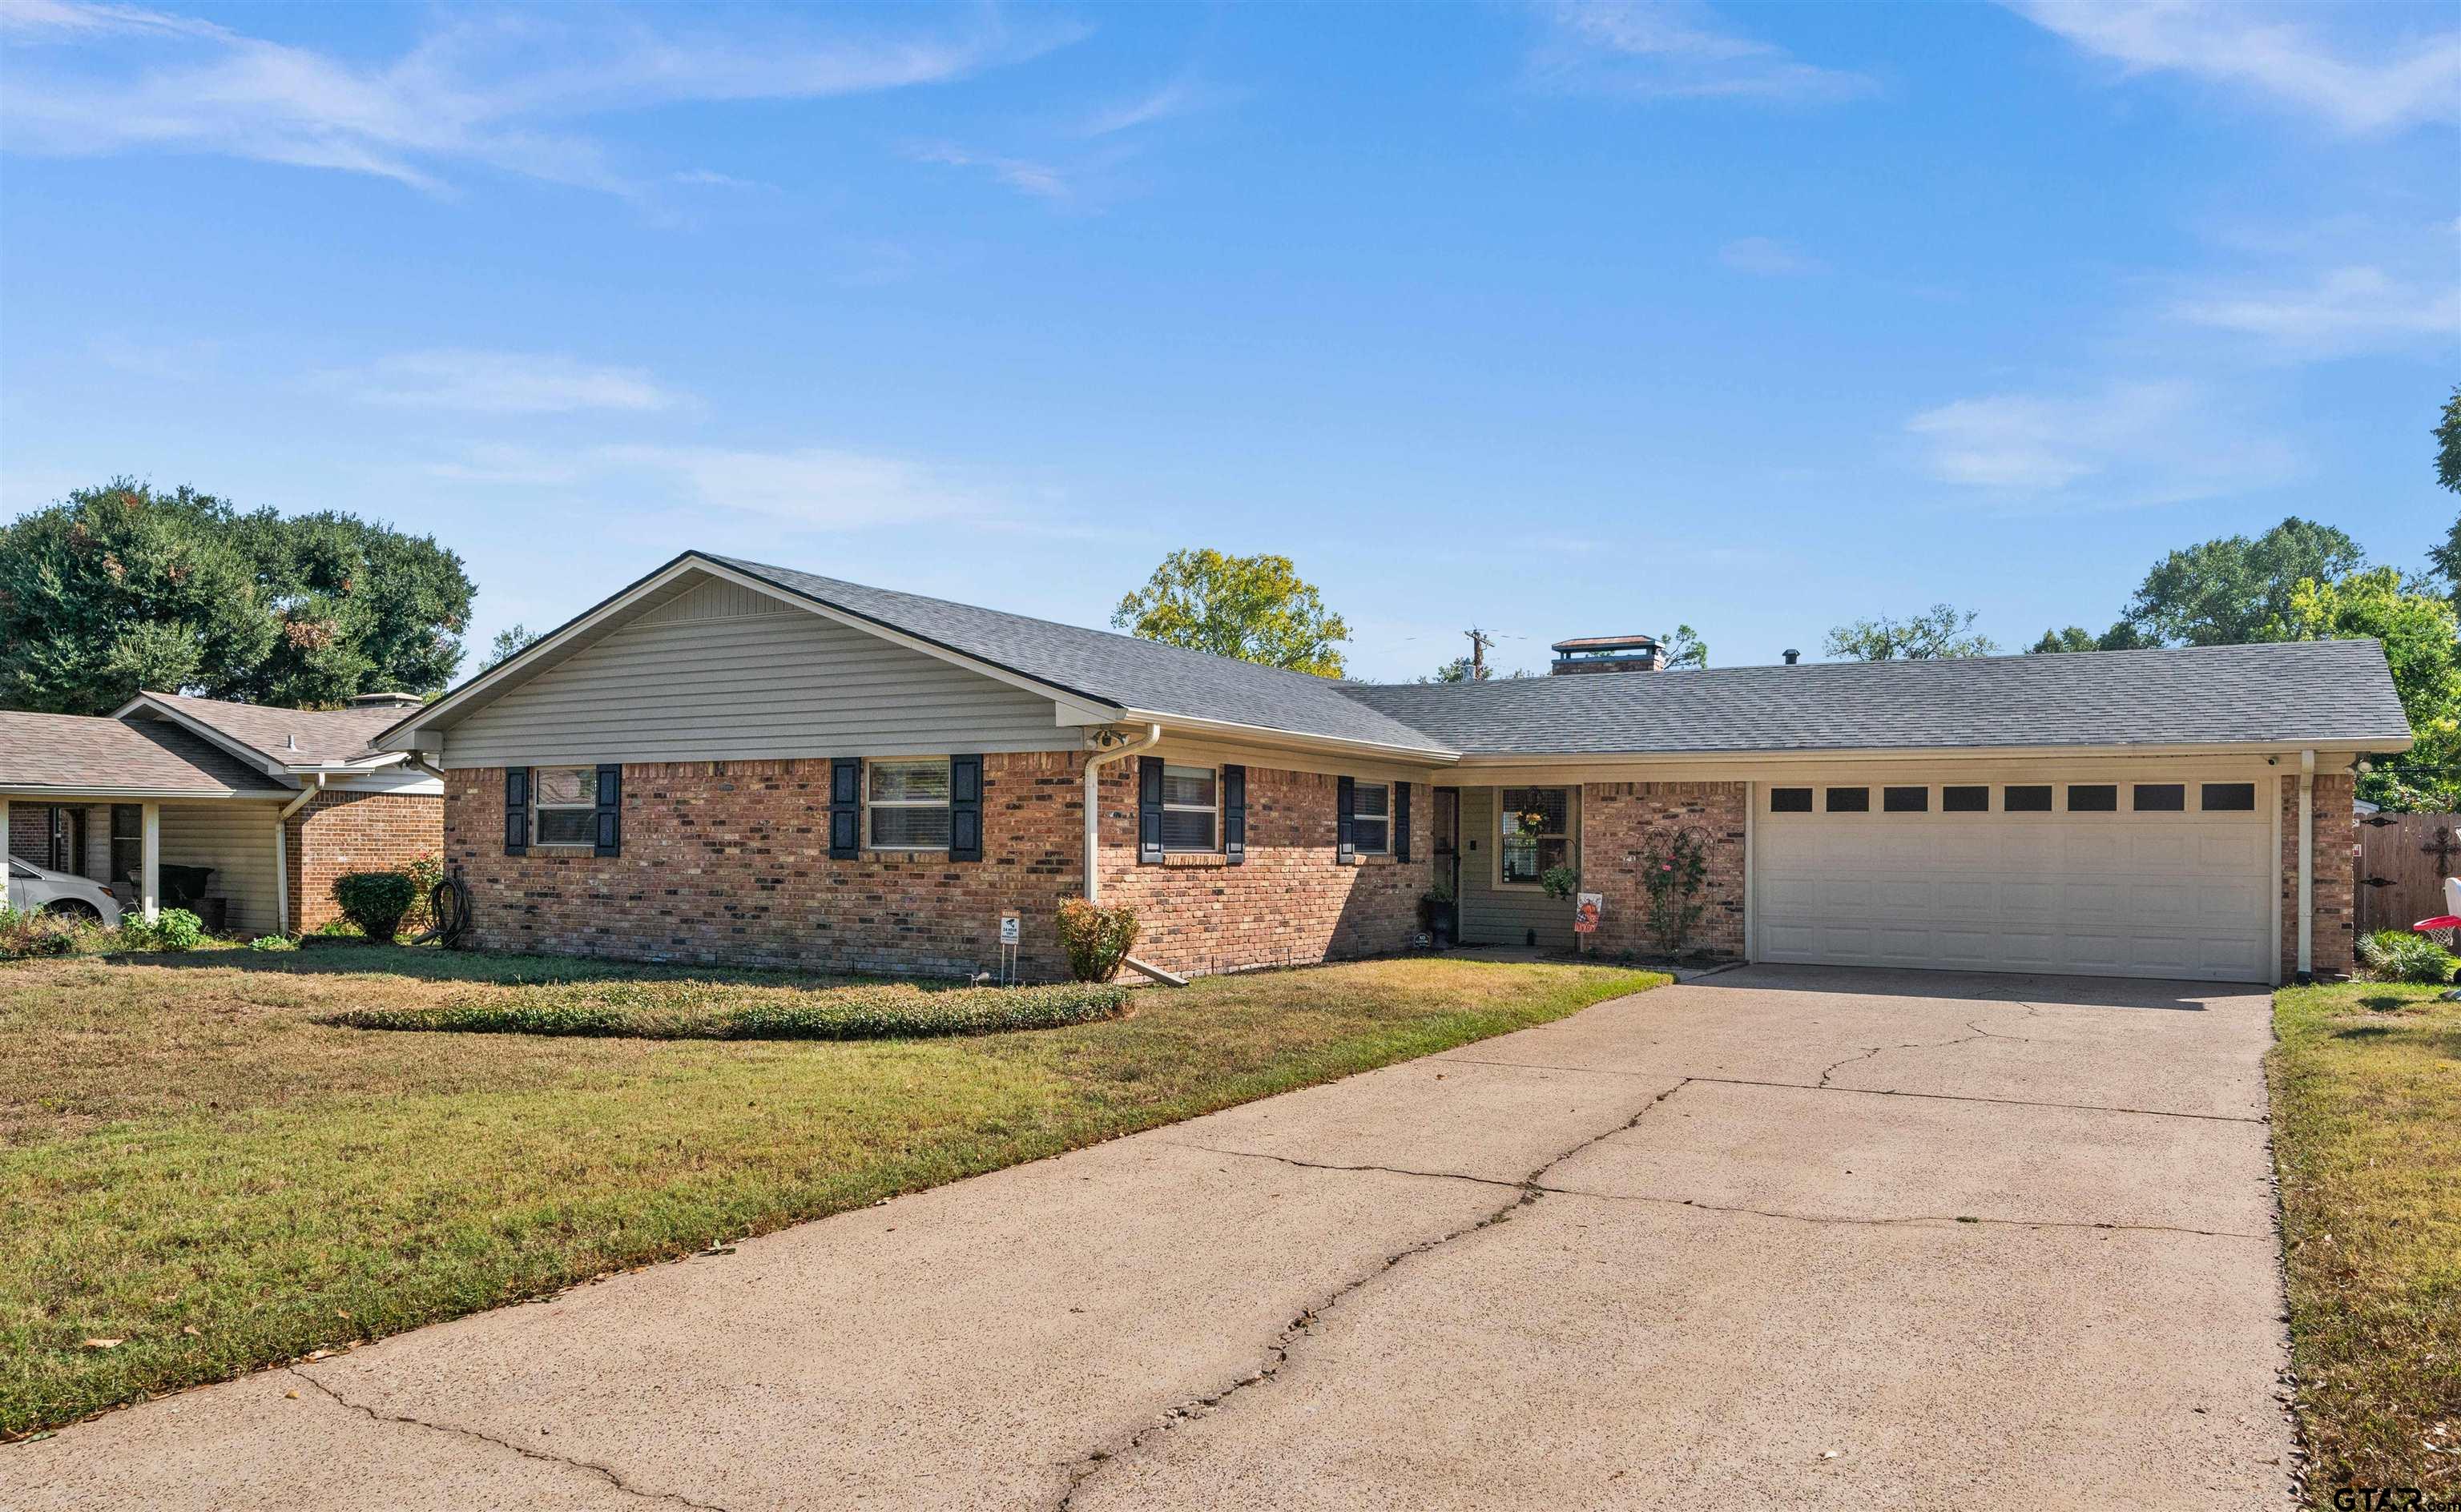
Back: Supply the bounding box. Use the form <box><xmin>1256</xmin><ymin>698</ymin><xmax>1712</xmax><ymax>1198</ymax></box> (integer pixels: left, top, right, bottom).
<box><xmin>289</xmin><ymin>1367</ymin><xmax>730</xmax><ymax>1512</ymax></box>
<box><xmin>1050</xmin><ymin>1077</ymin><xmax>1691</xmax><ymax>1509</ymax></box>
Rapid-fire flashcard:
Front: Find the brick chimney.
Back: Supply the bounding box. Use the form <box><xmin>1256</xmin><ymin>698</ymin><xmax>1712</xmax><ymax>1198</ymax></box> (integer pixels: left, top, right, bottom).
<box><xmin>348</xmin><ymin>691</ymin><xmax>425</xmax><ymax>710</ymax></box>
<box><xmin>1549</xmin><ymin>634</ymin><xmax>1666</xmax><ymax>676</ymax></box>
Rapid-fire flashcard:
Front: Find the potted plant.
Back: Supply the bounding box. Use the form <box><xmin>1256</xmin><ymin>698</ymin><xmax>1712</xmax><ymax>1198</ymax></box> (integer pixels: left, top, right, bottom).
<box><xmin>1539</xmin><ymin>864</ymin><xmax>1580</xmax><ymax>901</ymax></box>
<box><xmin>1420</xmin><ymin>879</ymin><xmax>1457</xmax><ymax>947</ymax></box>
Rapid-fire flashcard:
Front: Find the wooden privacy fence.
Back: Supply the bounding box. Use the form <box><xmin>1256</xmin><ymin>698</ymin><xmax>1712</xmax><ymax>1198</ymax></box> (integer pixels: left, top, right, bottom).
<box><xmin>2354</xmin><ymin>812</ymin><xmax>2461</xmax><ymax>937</ymax></box>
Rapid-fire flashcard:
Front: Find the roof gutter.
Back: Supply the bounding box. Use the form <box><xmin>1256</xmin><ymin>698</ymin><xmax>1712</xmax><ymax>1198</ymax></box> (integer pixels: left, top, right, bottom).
<box><xmin>273</xmin><ymin>774</ymin><xmax>328</xmax><ymax>936</ymax></box>
<box><xmin>1446</xmin><ymin>738</ymin><xmax>2412</xmax><ymax>770</ymax></box>
<box><xmin>1113</xmin><ymin>709</ymin><xmax>1458</xmax><ymax>766</ymax></box>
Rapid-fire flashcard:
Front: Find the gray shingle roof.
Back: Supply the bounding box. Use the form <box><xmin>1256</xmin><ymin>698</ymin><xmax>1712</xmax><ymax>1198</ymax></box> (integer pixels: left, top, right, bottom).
<box><xmin>711</xmin><ymin>555</ymin><xmax>1453</xmax><ymax>754</ymax></box>
<box><xmin>1339</xmin><ymin>640</ymin><xmax>2413</xmax><ymax>756</ymax></box>
<box><xmin>0</xmin><ymin>713</ymin><xmax>292</xmax><ymax>795</ymax></box>
<box><xmin>140</xmin><ymin>692</ymin><xmax>401</xmax><ymax>766</ymax></box>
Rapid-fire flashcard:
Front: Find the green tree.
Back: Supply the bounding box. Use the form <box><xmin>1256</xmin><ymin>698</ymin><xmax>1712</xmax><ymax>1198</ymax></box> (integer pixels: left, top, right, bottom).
<box><xmin>2122</xmin><ymin>517</ymin><xmax>2365</xmax><ymax>646</ymax></box>
<box><xmin>0</xmin><ymin>481</ymin><xmax>473</xmax><ymax>714</ymax></box>
<box><xmin>2425</xmin><ymin>387</ymin><xmax>2461</xmax><ymax>613</ymax></box>
<box><xmin>485</xmin><ymin>624</ymin><xmax>541</xmax><ymax>670</ymax></box>
<box><xmin>2264</xmin><ymin>567</ymin><xmax>2461</xmax><ymax>810</ymax></box>
<box><xmin>0</xmin><ymin>482</ymin><xmax>274</xmax><ymax>714</ymax></box>
<box><xmin>1823</xmin><ymin>604</ymin><xmax>1998</xmax><ymax>661</ymax></box>
<box><xmin>2028</xmin><ymin>621</ymin><xmax>2153</xmax><ymax>653</ymax></box>
<box><xmin>1661</xmin><ymin>623</ymin><xmax>1708</xmax><ymax>669</ymax></box>
<box><xmin>1113</xmin><ymin>549</ymin><xmax>1350</xmax><ymax>677</ymax></box>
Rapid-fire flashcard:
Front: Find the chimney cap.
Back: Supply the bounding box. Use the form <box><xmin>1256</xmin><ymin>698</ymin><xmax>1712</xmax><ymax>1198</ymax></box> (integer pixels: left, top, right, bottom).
<box><xmin>1549</xmin><ymin>633</ymin><xmax>1662</xmax><ymax>654</ymax></box>
<box><xmin>348</xmin><ymin>690</ymin><xmax>426</xmax><ymax>710</ymax></box>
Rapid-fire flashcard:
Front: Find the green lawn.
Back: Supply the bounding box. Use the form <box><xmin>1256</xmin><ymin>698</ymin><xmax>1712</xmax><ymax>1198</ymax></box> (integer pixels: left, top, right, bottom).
<box><xmin>2270</xmin><ymin>981</ymin><xmax>2461</xmax><ymax>1502</ymax></box>
<box><xmin>0</xmin><ymin>945</ymin><xmax>1661</xmax><ymax>1438</ymax></box>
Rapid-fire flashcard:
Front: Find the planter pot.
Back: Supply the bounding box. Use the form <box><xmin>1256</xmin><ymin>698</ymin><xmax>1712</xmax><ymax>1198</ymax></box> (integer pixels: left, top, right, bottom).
<box><xmin>1423</xmin><ymin>901</ymin><xmax>1456</xmax><ymax>948</ymax></box>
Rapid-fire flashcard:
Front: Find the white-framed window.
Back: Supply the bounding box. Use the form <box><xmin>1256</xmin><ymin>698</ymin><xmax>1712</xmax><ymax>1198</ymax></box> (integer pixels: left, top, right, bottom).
<box><xmin>534</xmin><ymin>766</ymin><xmax>598</xmax><ymax>846</ymax></box>
<box><xmin>1352</xmin><ymin>781</ymin><xmax>1391</xmax><ymax>855</ymax></box>
<box><xmin>868</xmin><ymin>758</ymin><xmax>952</xmax><ymax>850</ymax></box>
<box><xmin>1162</xmin><ymin>764</ymin><xmax>1218</xmax><ymax>852</ymax></box>
<box><xmin>1499</xmin><ymin>786</ymin><xmax>1569</xmax><ymax>885</ymax></box>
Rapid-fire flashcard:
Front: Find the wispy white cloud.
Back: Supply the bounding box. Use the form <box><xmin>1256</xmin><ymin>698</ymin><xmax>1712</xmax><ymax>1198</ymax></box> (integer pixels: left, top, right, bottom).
<box><xmin>1903</xmin><ymin>378</ymin><xmax>2294</xmax><ymax>505</ymax></box>
<box><xmin>1073</xmin><ymin>76</ymin><xmax>1237</xmax><ymax>138</ymax></box>
<box><xmin>1718</xmin><ymin>235</ymin><xmax>1825</xmax><ymax>276</ymax></box>
<box><xmin>2171</xmin><ymin>264</ymin><xmax>2460</xmax><ymax>357</ymax></box>
<box><xmin>426</xmin><ymin>440</ymin><xmax>990</xmax><ymax>529</ymax></box>
<box><xmin>2006</xmin><ymin>1</ymin><xmax>2461</xmax><ymax>134</ymax></box>
<box><xmin>670</xmin><ymin>168</ymin><xmax>771</xmax><ymax>191</ymax></box>
<box><xmin>338</xmin><ymin>350</ymin><xmax>687</xmax><ymax>414</ymax></box>
<box><xmin>0</xmin><ymin>1</ymin><xmax>1081</xmax><ymax>195</ymax></box>
<box><xmin>906</xmin><ymin>141</ymin><xmax>1077</xmax><ymax>201</ymax></box>
<box><xmin>1525</xmin><ymin>0</ymin><xmax>1879</xmax><ymax>104</ymax></box>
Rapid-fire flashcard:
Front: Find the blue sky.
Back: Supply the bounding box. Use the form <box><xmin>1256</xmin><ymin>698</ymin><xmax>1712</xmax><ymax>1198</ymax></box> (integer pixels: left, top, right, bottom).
<box><xmin>2</xmin><ymin>1</ymin><xmax>2455</xmax><ymax>682</ymax></box>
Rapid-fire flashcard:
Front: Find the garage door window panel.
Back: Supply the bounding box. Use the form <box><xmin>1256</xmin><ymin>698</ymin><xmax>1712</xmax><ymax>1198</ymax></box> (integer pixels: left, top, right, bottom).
<box><xmin>1770</xmin><ymin>787</ymin><xmax>1813</xmax><ymax>814</ymax></box>
<box><xmin>1826</xmin><ymin>787</ymin><xmax>1871</xmax><ymax>813</ymax></box>
<box><xmin>1883</xmin><ymin>786</ymin><xmax>1929</xmax><ymax>813</ymax></box>
<box><xmin>2005</xmin><ymin>786</ymin><xmax>2052</xmax><ymax>812</ymax></box>
<box><xmin>1943</xmin><ymin>786</ymin><xmax>1989</xmax><ymax>813</ymax></box>
<box><xmin>2202</xmin><ymin>782</ymin><xmax>2257</xmax><ymax>811</ymax></box>
<box><xmin>2067</xmin><ymin>785</ymin><xmax>2118</xmax><ymax>812</ymax></box>
<box><xmin>2134</xmin><ymin>783</ymin><xmax>2185</xmax><ymax>812</ymax></box>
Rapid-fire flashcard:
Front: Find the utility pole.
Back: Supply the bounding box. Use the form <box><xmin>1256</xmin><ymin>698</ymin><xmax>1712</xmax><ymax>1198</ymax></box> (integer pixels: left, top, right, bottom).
<box><xmin>1465</xmin><ymin>627</ymin><xmax>1493</xmax><ymax>682</ymax></box>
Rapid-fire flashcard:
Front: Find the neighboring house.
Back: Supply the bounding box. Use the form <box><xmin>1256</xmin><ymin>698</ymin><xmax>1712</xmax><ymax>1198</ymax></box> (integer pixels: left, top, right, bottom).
<box><xmin>0</xmin><ymin>693</ymin><xmax>444</xmax><ymax>935</ymax></box>
<box><xmin>375</xmin><ymin>552</ymin><xmax>2410</xmax><ymax>987</ymax></box>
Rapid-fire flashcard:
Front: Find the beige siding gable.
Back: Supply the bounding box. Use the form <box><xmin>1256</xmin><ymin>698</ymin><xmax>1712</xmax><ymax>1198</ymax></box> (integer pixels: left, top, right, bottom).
<box><xmin>441</xmin><ymin>600</ymin><xmax>1081</xmax><ymax>768</ymax></box>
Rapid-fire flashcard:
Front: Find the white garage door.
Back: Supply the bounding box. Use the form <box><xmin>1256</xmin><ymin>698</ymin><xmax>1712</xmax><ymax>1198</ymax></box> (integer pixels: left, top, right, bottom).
<box><xmin>1754</xmin><ymin>778</ymin><xmax>2274</xmax><ymax>983</ymax></box>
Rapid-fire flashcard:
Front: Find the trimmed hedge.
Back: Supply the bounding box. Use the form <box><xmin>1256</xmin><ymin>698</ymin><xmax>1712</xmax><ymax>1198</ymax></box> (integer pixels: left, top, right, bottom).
<box><xmin>323</xmin><ymin>979</ymin><xmax>1131</xmax><ymax>1041</ymax></box>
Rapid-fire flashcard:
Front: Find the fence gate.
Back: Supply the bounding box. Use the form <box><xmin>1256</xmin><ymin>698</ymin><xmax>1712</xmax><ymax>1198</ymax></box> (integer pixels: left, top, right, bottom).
<box><xmin>2354</xmin><ymin>812</ymin><xmax>2461</xmax><ymax>936</ymax></box>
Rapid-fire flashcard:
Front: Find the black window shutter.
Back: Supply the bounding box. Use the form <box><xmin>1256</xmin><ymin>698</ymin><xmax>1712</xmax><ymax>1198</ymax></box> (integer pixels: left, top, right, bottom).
<box><xmin>949</xmin><ymin>755</ymin><xmax>983</xmax><ymax>862</ymax></box>
<box><xmin>594</xmin><ymin>764</ymin><xmax>622</xmax><ymax>857</ymax></box>
<box><xmin>1395</xmin><ymin>781</ymin><xmax>1412</xmax><ymax>863</ymax></box>
<box><xmin>1336</xmin><ymin>775</ymin><xmax>1356</xmax><ymax>863</ymax></box>
<box><xmin>504</xmin><ymin>766</ymin><xmax>530</xmax><ymax>855</ymax></box>
<box><xmin>1222</xmin><ymin>764</ymin><xmax>1246</xmax><ymax>866</ymax></box>
<box><xmin>1138</xmin><ymin>756</ymin><xmax>1165</xmax><ymax>864</ymax></box>
<box><xmin>829</xmin><ymin>757</ymin><xmax>862</xmax><ymax>859</ymax></box>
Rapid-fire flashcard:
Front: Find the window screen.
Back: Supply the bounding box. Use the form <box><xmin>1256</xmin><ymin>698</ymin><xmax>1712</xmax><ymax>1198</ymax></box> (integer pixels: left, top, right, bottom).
<box><xmin>2133</xmin><ymin>783</ymin><xmax>2185</xmax><ymax>811</ymax></box>
<box><xmin>1825</xmin><ymin>787</ymin><xmax>1870</xmax><ymax>813</ymax></box>
<box><xmin>1352</xmin><ymin>782</ymin><xmax>1392</xmax><ymax>855</ymax></box>
<box><xmin>2067</xmin><ymin>785</ymin><xmax>2118</xmax><ymax>812</ymax></box>
<box><xmin>2004</xmin><ymin>786</ymin><xmax>2052</xmax><ymax>812</ymax></box>
<box><xmin>1500</xmin><ymin>787</ymin><xmax>1569</xmax><ymax>883</ymax></box>
<box><xmin>1161</xmin><ymin>764</ymin><xmax>1218</xmax><ymax>851</ymax></box>
<box><xmin>1942</xmin><ymin>786</ymin><xmax>1989</xmax><ymax>812</ymax></box>
<box><xmin>534</xmin><ymin>765</ymin><xmax>598</xmax><ymax>845</ymax></box>
<box><xmin>2201</xmin><ymin>782</ymin><xmax>2257</xmax><ymax>811</ymax></box>
<box><xmin>1883</xmin><ymin>786</ymin><xmax>1929</xmax><ymax>813</ymax></box>
<box><xmin>868</xmin><ymin>759</ymin><xmax>952</xmax><ymax>849</ymax></box>
<box><xmin>1770</xmin><ymin>787</ymin><xmax>1813</xmax><ymax>813</ymax></box>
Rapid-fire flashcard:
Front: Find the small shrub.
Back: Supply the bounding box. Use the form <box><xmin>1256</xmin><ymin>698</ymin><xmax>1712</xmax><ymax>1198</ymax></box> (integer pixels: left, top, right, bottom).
<box><xmin>333</xmin><ymin>871</ymin><xmax>417</xmax><ymax>943</ymax></box>
<box><xmin>2356</xmin><ymin>928</ymin><xmax>2456</xmax><ymax>984</ymax></box>
<box><xmin>324</xmin><ymin>980</ymin><xmax>1131</xmax><ymax>1041</ymax></box>
<box><xmin>0</xmin><ymin>906</ymin><xmax>81</xmax><ymax>960</ymax></box>
<box><xmin>120</xmin><ymin>907</ymin><xmax>206</xmax><ymax>952</ymax></box>
<box><xmin>247</xmin><ymin>934</ymin><xmax>297</xmax><ymax>952</ymax></box>
<box><xmin>1539</xmin><ymin>865</ymin><xmax>1581</xmax><ymax>900</ymax></box>
<box><xmin>402</xmin><ymin>850</ymin><xmax>445</xmax><ymax>936</ymax></box>
<box><xmin>1055</xmin><ymin>899</ymin><xmax>1142</xmax><ymax>983</ymax></box>
<box><xmin>1641</xmin><ymin>826</ymin><xmax>1711</xmax><ymax>958</ymax></box>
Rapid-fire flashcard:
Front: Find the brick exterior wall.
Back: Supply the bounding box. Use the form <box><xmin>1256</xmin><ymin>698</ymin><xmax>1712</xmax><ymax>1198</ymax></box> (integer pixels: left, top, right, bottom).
<box><xmin>440</xmin><ymin>754</ymin><xmax>1432</xmax><ymax>980</ymax></box>
<box><xmin>288</xmin><ymin>789</ymin><xmax>445</xmax><ymax>933</ymax></box>
<box><xmin>2283</xmin><ymin>770</ymin><xmax>2357</xmax><ymax>979</ymax></box>
<box><xmin>1578</xmin><ymin>782</ymin><xmax>1748</xmax><ymax>962</ymax></box>
<box><xmin>1094</xmin><ymin>762</ymin><xmax>1434</xmax><ymax>979</ymax></box>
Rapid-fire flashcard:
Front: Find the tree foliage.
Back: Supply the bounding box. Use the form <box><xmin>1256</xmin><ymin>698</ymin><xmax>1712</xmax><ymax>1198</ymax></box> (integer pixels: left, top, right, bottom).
<box><xmin>1823</xmin><ymin>603</ymin><xmax>1999</xmax><ymax>661</ymax></box>
<box><xmin>1661</xmin><ymin>623</ymin><xmax>1708</xmax><ymax>669</ymax></box>
<box><xmin>0</xmin><ymin>481</ymin><xmax>473</xmax><ymax>715</ymax></box>
<box><xmin>2436</xmin><ymin>384</ymin><xmax>2461</xmax><ymax>496</ymax></box>
<box><xmin>2028</xmin><ymin>621</ymin><xmax>2153</xmax><ymax>654</ymax></box>
<box><xmin>2122</xmin><ymin>516</ymin><xmax>2365</xmax><ymax>647</ymax></box>
<box><xmin>1113</xmin><ymin>549</ymin><xmax>1349</xmax><ymax>677</ymax></box>
<box><xmin>485</xmin><ymin>624</ymin><xmax>542</xmax><ymax>670</ymax></box>
<box><xmin>2263</xmin><ymin>567</ymin><xmax>2461</xmax><ymax>810</ymax></box>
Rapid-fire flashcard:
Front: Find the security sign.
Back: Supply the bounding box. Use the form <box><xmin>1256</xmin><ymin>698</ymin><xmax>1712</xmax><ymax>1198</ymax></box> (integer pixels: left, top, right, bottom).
<box><xmin>999</xmin><ymin>915</ymin><xmax>1021</xmax><ymax>945</ymax></box>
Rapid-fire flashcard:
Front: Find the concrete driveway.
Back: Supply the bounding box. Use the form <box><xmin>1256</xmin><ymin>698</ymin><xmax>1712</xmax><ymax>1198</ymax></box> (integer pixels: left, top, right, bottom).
<box><xmin>4</xmin><ymin>966</ymin><xmax>2294</xmax><ymax>1510</ymax></box>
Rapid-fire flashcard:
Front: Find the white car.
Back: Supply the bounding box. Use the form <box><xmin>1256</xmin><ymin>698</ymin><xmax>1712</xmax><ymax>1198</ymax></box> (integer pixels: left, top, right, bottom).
<box><xmin>5</xmin><ymin>858</ymin><xmax>123</xmax><ymax>927</ymax></box>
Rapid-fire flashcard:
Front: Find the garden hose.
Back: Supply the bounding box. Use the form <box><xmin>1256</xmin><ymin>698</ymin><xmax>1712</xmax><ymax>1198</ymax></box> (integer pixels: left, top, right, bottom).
<box><xmin>415</xmin><ymin>871</ymin><xmax>474</xmax><ymax>949</ymax></box>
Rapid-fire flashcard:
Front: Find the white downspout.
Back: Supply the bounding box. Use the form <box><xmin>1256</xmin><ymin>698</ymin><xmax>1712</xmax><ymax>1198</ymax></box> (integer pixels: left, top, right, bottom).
<box><xmin>1081</xmin><ymin>724</ymin><xmax>1161</xmax><ymax>904</ymax></box>
<box><xmin>276</xmin><ymin>773</ymin><xmax>328</xmax><ymax>937</ymax></box>
<box><xmin>1079</xmin><ymin>723</ymin><xmax>1186</xmax><ymax>987</ymax></box>
<box><xmin>2297</xmin><ymin>749</ymin><xmax>2315</xmax><ymax>981</ymax></box>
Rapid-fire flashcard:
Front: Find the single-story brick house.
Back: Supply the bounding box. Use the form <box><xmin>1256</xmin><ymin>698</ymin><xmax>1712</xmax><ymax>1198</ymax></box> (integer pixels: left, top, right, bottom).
<box><xmin>1</xmin><ymin>692</ymin><xmax>444</xmax><ymax>935</ymax></box>
<box><xmin>372</xmin><ymin>551</ymin><xmax>2408</xmax><ymax>987</ymax></box>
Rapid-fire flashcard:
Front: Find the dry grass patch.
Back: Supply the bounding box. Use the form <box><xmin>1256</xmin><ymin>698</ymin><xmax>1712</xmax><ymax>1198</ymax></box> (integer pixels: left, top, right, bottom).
<box><xmin>0</xmin><ymin>946</ymin><xmax>1662</xmax><ymax>1437</ymax></box>
<box><xmin>2269</xmin><ymin>981</ymin><xmax>2461</xmax><ymax>1502</ymax></box>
